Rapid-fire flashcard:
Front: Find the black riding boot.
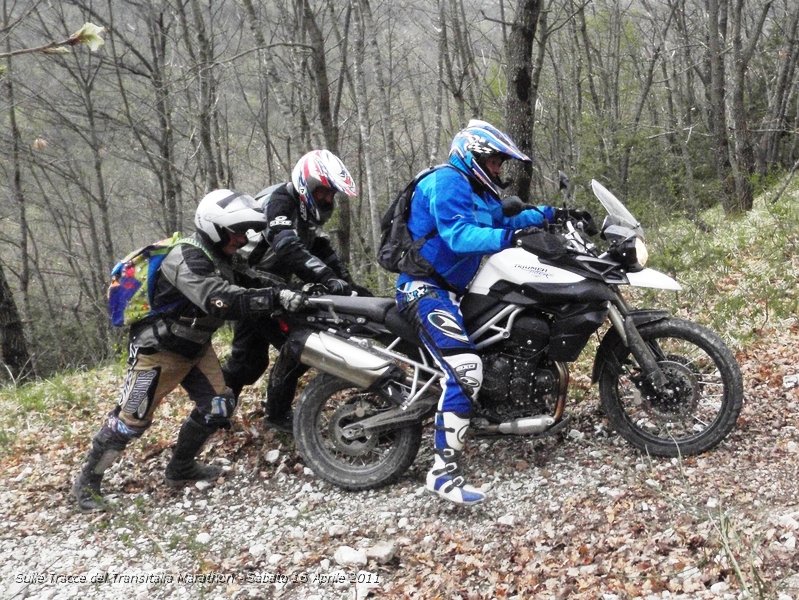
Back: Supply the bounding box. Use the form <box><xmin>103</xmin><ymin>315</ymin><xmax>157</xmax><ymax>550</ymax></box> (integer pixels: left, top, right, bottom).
<box><xmin>71</xmin><ymin>432</ymin><xmax>128</xmax><ymax>513</ymax></box>
<box><xmin>165</xmin><ymin>417</ymin><xmax>222</xmax><ymax>487</ymax></box>
<box><xmin>263</xmin><ymin>349</ymin><xmax>306</xmax><ymax>434</ymax></box>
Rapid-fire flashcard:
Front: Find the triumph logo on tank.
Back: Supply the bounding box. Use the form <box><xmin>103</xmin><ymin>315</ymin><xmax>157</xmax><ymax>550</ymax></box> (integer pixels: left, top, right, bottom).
<box><xmin>514</xmin><ymin>264</ymin><xmax>552</xmax><ymax>278</ymax></box>
<box><xmin>427</xmin><ymin>310</ymin><xmax>469</xmax><ymax>342</ymax></box>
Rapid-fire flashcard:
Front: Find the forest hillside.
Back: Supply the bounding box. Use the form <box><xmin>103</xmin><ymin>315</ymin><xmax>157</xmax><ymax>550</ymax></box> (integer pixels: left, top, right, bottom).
<box><xmin>0</xmin><ymin>182</ymin><xmax>797</xmax><ymax>599</ymax></box>
<box><xmin>2</xmin><ymin>0</ymin><xmax>798</xmax><ymax>379</ymax></box>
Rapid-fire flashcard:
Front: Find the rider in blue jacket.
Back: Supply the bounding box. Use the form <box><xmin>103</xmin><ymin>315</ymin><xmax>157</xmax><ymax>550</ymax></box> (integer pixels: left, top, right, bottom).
<box><xmin>396</xmin><ymin>119</ymin><xmax>557</xmax><ymax>505</ymax></box>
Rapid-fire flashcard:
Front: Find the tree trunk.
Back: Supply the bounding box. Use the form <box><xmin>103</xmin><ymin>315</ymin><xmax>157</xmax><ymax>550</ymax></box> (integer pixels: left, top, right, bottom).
<box><xmin>181</xmin><ymin>0</ymin><xmax>220</xmax><ymax>190</ymax></box>
<box><xmin>619</xmin><ymin>3</ymin><xmax>677</xmax><ymax>190</ymax></box>
<box><xmin>357</xmin><ymin>0</ymin><xmax>398</xmax><ymax>205</ymax></box>
<box><xmin>706</xmin><ymin>0</ymin><xmax>736</xmax><ymax>212</ymax></box>
<box><xmin>303</xmin><ymin>0</ymin><xmax>338</xmax><ymax>153</ymax></box>
<box><xmin>1</xmin><ymin>35</ymin><xmax>34</xmax><ymax>381</ymax></box>
<box><xmin>0</xmin><ymin>265</ymin><xmax>32</xmax><ymax>382</ymax></box>
<box><xmin>439</xmin><ymin>0</ymin><xmax>479</xmax><ymax>124</ymax></box>
<box><xmin>757</xmin><ymin>3</ymin><xmax>799</xmax><ymax>172</ymax></box>
<box><xmin>324</xmin><ymin>1</ymin><xmax>355</xmax><ymax>264</ymax></box>
<box><xmin>729</xmin><ymin>0</ymin><xmax>753</xmax><ymax>212</ymax></box>
<box><xmin>350</xmin><ymin>0</ymin><xmax>386</xmax><ymax>289</ymax></box>
<box><xmin>430</xmin><ymin>1</ymin><xmax>448</xmax><ymax>164</ymax></box>
<box><xmin>304</xmin><ymin>0</ymin><xmax>353</xmax><ymax>269</ymax></box>
<box><xmin>505</xmin><ymin>0</ymin><xmax>542</xmax><ymax>201</ymax></box>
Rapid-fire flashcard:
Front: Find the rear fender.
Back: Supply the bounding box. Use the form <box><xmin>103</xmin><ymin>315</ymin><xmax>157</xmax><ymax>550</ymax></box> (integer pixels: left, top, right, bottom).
<box><xmin>591</xmin><ymin>309</ymin><xmax>671</xmax><ymax>382</ymax></box>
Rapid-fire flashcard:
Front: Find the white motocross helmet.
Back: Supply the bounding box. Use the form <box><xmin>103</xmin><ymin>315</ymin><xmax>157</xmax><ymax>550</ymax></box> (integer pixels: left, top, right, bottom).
<box><xmin>194</xmin><ymin>189</ymin><xmax>267</xmax><ymax>246</ymax></box>
<box><xmin>291</xmin><ymin>150</ymin><xmax>357</xmax><ymax>223</ymax></box>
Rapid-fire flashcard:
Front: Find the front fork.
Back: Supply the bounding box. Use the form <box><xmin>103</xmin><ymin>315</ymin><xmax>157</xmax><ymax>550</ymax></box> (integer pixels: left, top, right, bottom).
<box><xmin>606</xmin><ymin>299</ymin><xmax>671</xmax><ymax>395</ymax></box>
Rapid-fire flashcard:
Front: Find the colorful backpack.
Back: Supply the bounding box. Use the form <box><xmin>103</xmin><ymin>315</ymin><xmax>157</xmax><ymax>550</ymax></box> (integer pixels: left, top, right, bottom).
<box><xmin>107</xmin><ymin>233</ymin><xmax>210</xmax><ymax>327</ymax></box>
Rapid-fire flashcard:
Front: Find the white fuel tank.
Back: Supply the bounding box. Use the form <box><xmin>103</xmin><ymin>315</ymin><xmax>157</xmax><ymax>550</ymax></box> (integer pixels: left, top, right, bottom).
<box><xmin>469</xmin><ymin>248</ymin><xmax>585</xmax><ymax>295</ymax></box>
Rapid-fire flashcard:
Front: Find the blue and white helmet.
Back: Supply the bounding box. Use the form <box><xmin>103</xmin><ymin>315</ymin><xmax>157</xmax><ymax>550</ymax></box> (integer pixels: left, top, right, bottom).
<box><xmin>449</xmin><ymin>119</ymin><xmax>531</xmax><ymax>196</ymax></box>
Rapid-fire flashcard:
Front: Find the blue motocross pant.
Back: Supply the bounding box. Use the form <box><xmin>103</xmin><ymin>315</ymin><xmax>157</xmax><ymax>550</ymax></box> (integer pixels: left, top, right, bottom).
<box><xmin>396</xmin><ymin>281</ymin><xmax>483</xmax><ymax>427</ymax></box>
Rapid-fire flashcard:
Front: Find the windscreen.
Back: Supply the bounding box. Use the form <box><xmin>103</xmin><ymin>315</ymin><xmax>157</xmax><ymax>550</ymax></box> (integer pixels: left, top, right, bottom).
<box><xmin>591</xmin><ymin>179</ymin><xmax>644</xmax><ymax>237</ymax></box>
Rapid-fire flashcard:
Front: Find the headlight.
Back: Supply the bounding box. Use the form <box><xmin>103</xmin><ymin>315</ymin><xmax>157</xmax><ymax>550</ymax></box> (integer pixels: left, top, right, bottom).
<box><xmin>609</xmin><ymin>236</ymin><xmax>648</xmax><ymax>270</ymax></box>
<box><xmin>634</xmin><ymin>237</ymin><xmax>648</xmax><ymax>267</ymax></box>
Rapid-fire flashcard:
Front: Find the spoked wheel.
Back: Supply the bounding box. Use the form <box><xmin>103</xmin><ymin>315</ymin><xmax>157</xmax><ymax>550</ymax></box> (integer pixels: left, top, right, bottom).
<box><xmin>293</xmin><ymin>374</ymin><xmax>423</xmax><ymax>490</ymax></box>
<box><xmin>598</xmin><ymin>317</ymin><xmax>743</xmax><ymax>457</ymax></box>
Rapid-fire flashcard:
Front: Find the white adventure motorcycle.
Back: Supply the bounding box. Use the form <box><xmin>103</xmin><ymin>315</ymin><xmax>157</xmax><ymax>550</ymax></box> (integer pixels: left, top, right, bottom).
<box><xmin>274</xmin><ymin>179</ymin><xmax>743</xmax><ymax>491</ymax></box>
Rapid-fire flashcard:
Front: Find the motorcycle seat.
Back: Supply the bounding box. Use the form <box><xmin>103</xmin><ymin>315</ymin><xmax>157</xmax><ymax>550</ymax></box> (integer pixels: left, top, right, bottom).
<box><xmin>311</xmin><ymin>295</ymin><xmax>396</xmax><ymax>323</ymax></box>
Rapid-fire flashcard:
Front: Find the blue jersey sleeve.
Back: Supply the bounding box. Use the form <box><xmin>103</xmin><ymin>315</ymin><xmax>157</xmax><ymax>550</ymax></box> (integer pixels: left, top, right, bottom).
<box><xmin>505</xmin><ymin>204</ymin><xmax>555</xmax><ymax>229</ymax></box>
<box><xmin>428</xmin><ymin>171</ymin><xmax>509</xmax><ymax>255</ymax></box>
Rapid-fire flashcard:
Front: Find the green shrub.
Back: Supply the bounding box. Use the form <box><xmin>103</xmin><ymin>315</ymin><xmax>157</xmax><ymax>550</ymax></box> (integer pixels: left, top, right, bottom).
<box><xmin>640</xmin><ymin>182</ymin><xmax>798</xmax><ymax>346</ymax></box>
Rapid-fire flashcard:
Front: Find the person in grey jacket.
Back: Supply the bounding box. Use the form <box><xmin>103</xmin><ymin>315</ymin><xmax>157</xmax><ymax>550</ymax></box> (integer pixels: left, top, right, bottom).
<box><xmin>71</xmin><ymin>189</ymin><xmax>308</xmax><ymax>512</ymax></box>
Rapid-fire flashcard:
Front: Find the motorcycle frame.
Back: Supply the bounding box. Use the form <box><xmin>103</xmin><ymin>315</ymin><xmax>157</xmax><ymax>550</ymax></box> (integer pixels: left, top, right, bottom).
<box><xmin>307</xmin><ymin>297</ymin><xmax>577</xmax><ymax>439</ymax></box>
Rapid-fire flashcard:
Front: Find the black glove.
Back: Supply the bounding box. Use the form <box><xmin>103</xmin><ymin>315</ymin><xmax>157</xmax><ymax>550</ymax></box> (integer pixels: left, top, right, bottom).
<box><xmin>501</xmin><ymin>196</ymin><xmax>527</xmax><ymax>216</ymax></box>
<box><xmin>324</xmin><ymin>278</ymin><xmax>352</xmax><ymax>296</ymax></box>
<box><xmin>301</xmin><ymin>282</ymin><xmax>329</xmax><ymax>297</ymax></box>
<box><xmin>243</xmin><ymin>290</ymin><xmax>276</xmax><ymax>315</ymax></box>
<box><xmin>278</xmin><ymin>289</ymin><xmax>309</xmax><ymax>312</ymax></box>
<box><xmin>511</xmin><ymin>226</ymin><xmax>542</xmax><ymax>245</ymax></box>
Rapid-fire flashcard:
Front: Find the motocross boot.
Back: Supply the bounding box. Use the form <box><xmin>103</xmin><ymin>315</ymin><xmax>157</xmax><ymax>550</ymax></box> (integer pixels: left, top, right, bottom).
<box><xmin>262</xmin><ymin>350</ymin><xmax>305</xmax><ymax>435</ymax></box>
<box><xmin>426</xmin><ymin>412</ymin><xmax>486</xmax><ymax>506</ymax></box>
<box><xmin>165</xmin><ymin>417</ymin><xmax>222</xmax><ymax>488</ymax></box>
<box><xmin>71</xmin><ymin>432</ymin><xmax>128</xmax><ymax>513</ymax></box>
<box><xmin>263</xmin><ymin>411</ymin><xmax>294</xmax><ymax>434</ymax></box>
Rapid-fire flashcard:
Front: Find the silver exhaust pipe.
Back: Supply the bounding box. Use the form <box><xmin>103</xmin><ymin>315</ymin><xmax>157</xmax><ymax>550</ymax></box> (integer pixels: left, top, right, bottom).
<box><xmin>475</xmin><ymin>415</ymin><xmax>556</xmax><ymax>435</ymax></box>
<box><xmin>299</xmin><ymin>331</ymin><xmax>395</xmax><ymax>388</ymax></box>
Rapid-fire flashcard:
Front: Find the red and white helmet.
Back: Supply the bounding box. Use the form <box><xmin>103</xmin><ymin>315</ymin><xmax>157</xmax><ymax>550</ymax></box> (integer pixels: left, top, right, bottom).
<box><xmin>291</xmin><ymin>150</ymin><xmax>357</xmax><ymax>223</ymax></box>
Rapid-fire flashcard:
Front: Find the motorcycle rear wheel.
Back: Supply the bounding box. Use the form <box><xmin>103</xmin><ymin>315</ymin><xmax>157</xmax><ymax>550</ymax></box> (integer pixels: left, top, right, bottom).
<box><xmin>294</xmin><ymin>374</ymin><xmax>423</xmax><ymax>490</ymax></box>
<box><xmin>598</xmin><ymin>317</ymin><xmax>743</xmax><ymax>457</ymax></box>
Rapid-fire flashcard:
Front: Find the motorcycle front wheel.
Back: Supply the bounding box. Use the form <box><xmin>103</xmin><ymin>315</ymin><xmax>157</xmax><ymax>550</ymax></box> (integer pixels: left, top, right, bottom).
<box><xmin>598</xmin><ymin>317</ymin><xmax>743</xmax><ymax>457</ymax></box>
<box><xmin>293</xmin><ymin>374</ymin><xmax>423</xmax><ymax>490</ymax></box>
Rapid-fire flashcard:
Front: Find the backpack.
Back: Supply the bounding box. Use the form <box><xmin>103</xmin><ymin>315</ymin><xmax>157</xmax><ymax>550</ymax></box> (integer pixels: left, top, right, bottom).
<box><xmin>377</xmin><ymin>164</ymin><xmax>454</xmax><ymax>276</ymax></box>
<box><xmin>107</xmin><ymin>233</ymin><xmax>211</xmax><ymax>327</ymax></box>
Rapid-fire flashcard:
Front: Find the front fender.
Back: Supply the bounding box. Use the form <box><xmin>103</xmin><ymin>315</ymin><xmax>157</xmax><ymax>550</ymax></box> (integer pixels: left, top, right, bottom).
<box><xmin>591</xmin><ymin>309</ymin><xmax>671</xmax><ymax>382</ymax></box>
<box><xmin>626</xmin><ymin>268</ymin><xmax>682</xmax><ymax>290</ymax></box>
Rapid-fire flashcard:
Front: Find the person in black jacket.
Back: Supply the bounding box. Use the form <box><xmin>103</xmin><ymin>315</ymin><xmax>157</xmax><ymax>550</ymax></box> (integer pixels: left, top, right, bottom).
<box><xmin>71</xmin><ymin>190</ymin><xmax>308</xmax><ymax>513</ymax></box>
<box><xmin>221</xmin><ymin>150</ymin><xmax>364</xmax><ymax>433</ymax></box>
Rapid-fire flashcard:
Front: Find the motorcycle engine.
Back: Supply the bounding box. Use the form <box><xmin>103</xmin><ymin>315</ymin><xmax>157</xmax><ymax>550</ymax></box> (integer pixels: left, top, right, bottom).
<box><xmin>477</xmin><ymin>342</ymin><xmax>558</xmax><ymax>421</ymax></box>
